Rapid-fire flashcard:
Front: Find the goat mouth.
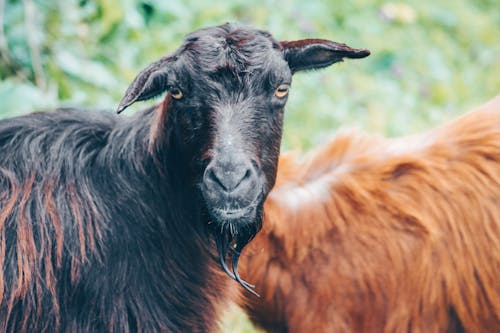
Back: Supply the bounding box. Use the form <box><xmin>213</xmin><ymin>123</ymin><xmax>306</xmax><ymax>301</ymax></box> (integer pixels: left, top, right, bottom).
<box><xmin>211</xmin><ymin>204</ymin><xmax>255</xmax><ymax>220</ymax></box>
<box><xmin>205</xmin><ymin>188</ymin><xmax>263</xmax><ymax>222</ymax></box>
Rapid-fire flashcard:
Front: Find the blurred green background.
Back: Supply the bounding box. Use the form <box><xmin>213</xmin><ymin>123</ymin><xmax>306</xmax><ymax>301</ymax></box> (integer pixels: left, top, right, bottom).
<box><xmin>0</xmin><ymin>0</ymin><xmax>498</xmax><ymax>331</ymax></box>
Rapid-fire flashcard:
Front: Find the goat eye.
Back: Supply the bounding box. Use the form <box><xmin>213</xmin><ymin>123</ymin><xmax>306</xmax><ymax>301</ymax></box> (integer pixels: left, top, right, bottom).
<box><xmin>170</xmin><ymin>87</ymin><xmax>183</xmax><ymax>100</ymax></box>
<box><xmin>274</xmin><ymin>84</ymin><xmax>289</xmax><ymax>98</ymax></box>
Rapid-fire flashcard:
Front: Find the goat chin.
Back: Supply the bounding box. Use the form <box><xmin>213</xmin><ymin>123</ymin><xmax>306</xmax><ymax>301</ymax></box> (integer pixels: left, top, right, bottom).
<box><xmin>239</xmin><ymin>95</ymin><xmax>500</xmax><ymax>333</ymax></box>
<box><xmin>210</xmin><ymin>199</ymin><xmax>264</xmax><ymax>297</ymax></box>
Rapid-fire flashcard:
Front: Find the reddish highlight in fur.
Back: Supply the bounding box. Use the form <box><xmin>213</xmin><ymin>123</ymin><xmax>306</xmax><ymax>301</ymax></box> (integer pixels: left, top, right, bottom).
<box><xmin>239</xmin><ymin>96</ymin><xmax>500</xmax><ymax>332</ymax></box>
<box><xmin>148</xmin><ymin>95</ymin><xmax>172</xmax><ymax>154</ymax></box>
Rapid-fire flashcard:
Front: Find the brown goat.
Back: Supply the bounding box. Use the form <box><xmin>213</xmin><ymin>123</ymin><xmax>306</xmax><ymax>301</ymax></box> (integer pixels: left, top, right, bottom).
<box><xmin>238</xmin><ymin>95</ymin><xmax>500</xmax><ymax>333</ymax></box>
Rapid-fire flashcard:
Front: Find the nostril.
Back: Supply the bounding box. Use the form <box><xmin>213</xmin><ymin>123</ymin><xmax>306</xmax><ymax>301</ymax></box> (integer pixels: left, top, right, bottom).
<box><xmin>207</xmin><ymin>168</ymin><xmax>228</xmax><ymax>191</ymax></box>
<box><xmin>242</xmin><ymin>169</ymin><xmax>252</xmax><ymax>182</ymax></box>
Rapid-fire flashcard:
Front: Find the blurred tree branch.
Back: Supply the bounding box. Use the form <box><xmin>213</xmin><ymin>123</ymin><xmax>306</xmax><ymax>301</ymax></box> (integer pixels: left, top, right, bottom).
<box><xmin>0</xmin><ymin>0</ymin><xmax>27</xmax><ymax>80</ymax></box>
<box><xmin>23</xmin><ymin>0</ymin><xmax>46</xmax><ymax>90</ymax></box>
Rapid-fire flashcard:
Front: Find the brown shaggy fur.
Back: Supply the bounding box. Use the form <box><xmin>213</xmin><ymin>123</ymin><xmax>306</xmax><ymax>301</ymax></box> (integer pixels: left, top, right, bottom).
<box><xmin>239</xmin><ymin>96</ymin><xmax>500</xmax><ymax>333</ymax></box>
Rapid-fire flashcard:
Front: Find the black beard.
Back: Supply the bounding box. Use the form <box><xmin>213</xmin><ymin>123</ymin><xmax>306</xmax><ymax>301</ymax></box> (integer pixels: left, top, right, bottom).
<box><xmin>211</xmin><ymin>211</ymin><xmax>262</xmax><ymax>297</ymax></box>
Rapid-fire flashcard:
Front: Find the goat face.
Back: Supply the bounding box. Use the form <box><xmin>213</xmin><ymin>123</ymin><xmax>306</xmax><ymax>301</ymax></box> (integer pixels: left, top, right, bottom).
<box><xmin>117</xmin><ymin>23</ymin><xmax>369</xmax><ymax>291</ymax></box>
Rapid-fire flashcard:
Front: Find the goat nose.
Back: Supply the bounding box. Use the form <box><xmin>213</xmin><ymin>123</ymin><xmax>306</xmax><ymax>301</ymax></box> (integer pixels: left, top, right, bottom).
<box><xmin>204</xmin><ymin>162</ymin><xmax>254</xmax><ymax>193</ymax></box>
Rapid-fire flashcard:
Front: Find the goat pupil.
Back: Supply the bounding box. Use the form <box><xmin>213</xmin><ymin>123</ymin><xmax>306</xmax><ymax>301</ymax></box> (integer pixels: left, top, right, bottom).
<box><xmin>275</xmin><ymin>84</ymin><xmax>289</xmax><ymax>97</ymax></box>
<box><xmin>170</xmin><ymin>88</ymin><xmax>183</xmax><ymax>99</ymax></box>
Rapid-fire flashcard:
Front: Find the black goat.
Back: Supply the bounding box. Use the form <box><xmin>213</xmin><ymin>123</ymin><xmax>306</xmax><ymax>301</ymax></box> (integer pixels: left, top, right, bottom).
<box><xmin>0</xmin><ymin>23</ymin><xmax>369</xmax><ymax>332</ymax></box>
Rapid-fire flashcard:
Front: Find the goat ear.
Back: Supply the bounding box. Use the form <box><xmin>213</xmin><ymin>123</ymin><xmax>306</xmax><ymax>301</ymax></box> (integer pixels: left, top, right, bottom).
<box><xmin>281</xmin><ymin>39</ymin><xmax>370</xmax><ymax>73</ymax></box>
<box><xmin>117</xmin><ymin>56</ymin><xmax>173</xmax><ymax>114</ymax></box>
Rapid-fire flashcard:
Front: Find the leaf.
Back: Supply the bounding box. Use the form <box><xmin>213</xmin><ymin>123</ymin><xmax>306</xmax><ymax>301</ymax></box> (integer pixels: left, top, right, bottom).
<box><xmin>55</xmin><ymin>49</ymin><xmax>118</xmax><ymax>88</ymax></box>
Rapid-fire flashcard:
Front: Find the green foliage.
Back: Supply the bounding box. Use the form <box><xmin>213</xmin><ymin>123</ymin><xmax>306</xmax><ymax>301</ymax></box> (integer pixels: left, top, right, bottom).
<box><xmin>1</xmin><ymin>0</ymin><xmax>499</xmax><ymax>331</ymax></box>
<box><xmin>1</xmin><ymin>0</ymin><xmax>498</xmax><ymax>150</ymax></box>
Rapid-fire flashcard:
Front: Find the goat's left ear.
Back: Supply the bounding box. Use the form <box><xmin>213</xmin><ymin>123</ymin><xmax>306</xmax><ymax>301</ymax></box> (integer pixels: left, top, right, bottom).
<box><xmin>281</xmin><ymin>39</ymin><xmax>370</xmax><ymax>73</ymax></box>
<box><xmin>117</xmin><ymin>56</ymin><xmax>173</xmax><ymax>113</ymax></box>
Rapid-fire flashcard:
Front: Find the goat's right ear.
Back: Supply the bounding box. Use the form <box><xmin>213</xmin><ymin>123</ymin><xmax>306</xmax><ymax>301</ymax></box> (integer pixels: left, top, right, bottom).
<box><xmin>117</xmin><ymin>56</ymin><xmax>173</xmax><ymax>114</ymax></box>
<box><xmin>281</xmin><ymin>39</ymin><xmax>370</xmax><ymax>74</ymax></box>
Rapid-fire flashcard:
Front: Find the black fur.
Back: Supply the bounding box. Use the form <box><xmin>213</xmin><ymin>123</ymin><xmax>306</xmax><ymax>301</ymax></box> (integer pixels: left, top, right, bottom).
<box><xmin>0</xmin><ymin>108</ymin><xmax>222</xmax><ymax>332</ymax></box>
